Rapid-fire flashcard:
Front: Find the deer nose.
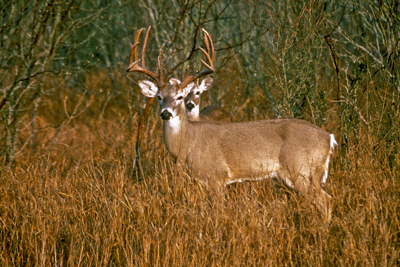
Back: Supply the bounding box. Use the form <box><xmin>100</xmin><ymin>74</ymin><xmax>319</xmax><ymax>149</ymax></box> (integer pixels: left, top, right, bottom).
<box><xmin>160</xmin><ymin>110</ymin><xmax>173</xmax><ymax>121</ymax></box>
<box><xmin>186</xmin><ymin>102</ymin><xmax>195</xmax><ymax>111</ymax></box>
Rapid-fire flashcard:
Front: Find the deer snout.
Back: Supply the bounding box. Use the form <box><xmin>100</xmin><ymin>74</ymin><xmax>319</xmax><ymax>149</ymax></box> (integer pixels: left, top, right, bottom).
<box><xmin>186</xmin><ymin>102</ymin><xmax>195</xmax><ymax>111</ymax></box>
<box><xmin>160</xmin><ymin>110</ymin><xmax>173</xmax><ymax>121</ymax></box>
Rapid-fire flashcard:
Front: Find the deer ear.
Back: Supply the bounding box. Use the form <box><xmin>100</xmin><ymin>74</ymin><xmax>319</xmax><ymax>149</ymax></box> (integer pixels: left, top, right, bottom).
<box><xmin>199</xmin><ymin>77</ymin><xmax>213</xmax><ymax>92</ymax></box>
<box><xmin>185</xmin><ymin>82</ymin><xmax>196</xmax><ymax>92</ymax></box>
<box><xmin>138</xmin><ymin>80</ymin><xmax>158</xmax><ymax>97</ymax></box>
<box><xmin>169</xmin><ymin>78</ymin><xmax>181</xmax><ymax>86</ymax></box>
<box><xmin>181</xmin><ymin>82</ymin><xmax>194</xmax><ymax>97</ymax></box>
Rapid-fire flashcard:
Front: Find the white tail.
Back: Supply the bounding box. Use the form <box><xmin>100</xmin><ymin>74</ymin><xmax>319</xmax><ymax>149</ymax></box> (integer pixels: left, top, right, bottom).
<box><xmin>182</xmin><ymin>77</ymin><xmax>232</xmax><ymax>122</ymax></box>
<box><xmin>128</xmin><ymin>27</ymin><xmax>337</xmax><ymax>222</ymax></box>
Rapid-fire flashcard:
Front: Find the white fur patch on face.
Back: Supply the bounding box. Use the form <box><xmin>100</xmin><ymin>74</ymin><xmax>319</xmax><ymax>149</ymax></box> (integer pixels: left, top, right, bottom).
<box><xmin>161</xmin><ymin>108</ymin><xmax>176</xmax><ymax>118</ymax></box>
<box><xmin>186</xmin><ymin>100</ymin><xmax>195</xmax><ymax>106</ymax></box>
<box><xmin>186</xmin><ymin>103</ymin><xmax>200</xmax><ymax>117</ymax></box>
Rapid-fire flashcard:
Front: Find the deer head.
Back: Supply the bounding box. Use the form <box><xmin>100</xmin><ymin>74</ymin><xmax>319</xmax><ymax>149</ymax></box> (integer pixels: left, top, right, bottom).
<box><xmin>128</xmin><ymin>27</ymin><xmax>215</xmax><ymax>122</ymax></box>
<box><xmin>185</xmin><ymin>77</ymin><xmax>213</xmax><ymax>113</ymax></box>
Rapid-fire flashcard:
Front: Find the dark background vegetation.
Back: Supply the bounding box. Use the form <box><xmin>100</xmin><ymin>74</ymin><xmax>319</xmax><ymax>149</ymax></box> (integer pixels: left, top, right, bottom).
<box><xmin>0</xmin><ymin>0</ymin><xmax>399</xmax><ymax>265</ymax></box>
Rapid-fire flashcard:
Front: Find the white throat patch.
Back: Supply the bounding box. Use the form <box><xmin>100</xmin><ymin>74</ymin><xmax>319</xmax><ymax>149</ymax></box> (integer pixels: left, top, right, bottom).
<box><xmin>164</xmin><ymin>115</ymin><xmax>181</xmax><ymax>134</ymax></box>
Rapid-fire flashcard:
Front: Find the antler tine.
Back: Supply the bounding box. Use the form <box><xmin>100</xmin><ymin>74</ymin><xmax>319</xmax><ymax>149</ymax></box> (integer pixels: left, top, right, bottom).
<box><xmin>179</xmin><ymin>29</ymin><xmax>215</xmax><ymax>89</ymax></box>
<box><xmin>157</xmin><ymin>39</ymin><xmax>169</xmax><ymax>83</ymax></box>
<box><xmin>126</xmin><ymin>26</ymin><xmax>162</xmax><ymax>85</ymax></box>
<box><xmin>127</xmin><ymin>28</ymin><xmax>144</xmax><ymax>70</ymax></box>
<box><xmin>157</xmin><ymin>52</ymin><xmax>163</xmax><ymax>82</ymax></box>
<box><xmin>141</xmin><ymin>26</ymin><xmax>151</xmax><ymax>70</ymax></box>
<box><xmin>199</xmin><ymin>47</ymin><xmax>214</xmax><ymax>72</ymax></box>
<box><xmin>202</xmin><ymin>28</ymin><xmax>214</xmax><ymax>65</ymax></box>
<box><xmin>199</xmin><ymin>29</ymin><xmax>214</xmax><ymax>72</ymax></box>
<box><xmin>127</xmin><ymin>42</ymin><xmax>140</xmax><ymax>70</ymax></box>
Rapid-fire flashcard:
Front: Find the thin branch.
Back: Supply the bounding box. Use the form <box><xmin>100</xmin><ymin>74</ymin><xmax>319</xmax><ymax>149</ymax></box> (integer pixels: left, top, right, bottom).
<box><xmin>18</xmin><ymin>70</ymin><xmax>62</xmax><ymax>83</ymax></box>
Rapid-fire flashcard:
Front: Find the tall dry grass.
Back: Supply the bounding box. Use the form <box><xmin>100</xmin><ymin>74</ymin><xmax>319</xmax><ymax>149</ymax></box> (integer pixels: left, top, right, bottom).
<box><xmin>0</xmin><ymin>70</ymin><xmax>399</xmax><ymax>266</ymax></box>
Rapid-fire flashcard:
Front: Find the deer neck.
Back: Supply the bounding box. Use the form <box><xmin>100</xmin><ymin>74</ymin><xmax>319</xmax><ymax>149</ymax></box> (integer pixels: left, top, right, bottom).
<box><xmin>163</xmin><ymin>111</ymin><xmax>189</xmax><ymax>162</ymax></box>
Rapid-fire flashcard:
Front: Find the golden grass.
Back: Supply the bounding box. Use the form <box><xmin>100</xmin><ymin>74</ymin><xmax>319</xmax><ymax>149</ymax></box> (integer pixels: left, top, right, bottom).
<box><xmin>0</xmin><ymin>71</ymin><xmax>399</xmax><ymax>266</ymax></box>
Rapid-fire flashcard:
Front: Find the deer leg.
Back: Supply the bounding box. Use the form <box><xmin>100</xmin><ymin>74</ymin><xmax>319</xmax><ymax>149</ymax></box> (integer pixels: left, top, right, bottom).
<box><xmin>311</xmin><ymin>167</ymin><xmax>332</xmax><ymax>222</ymax></box>
<box><xmin>278</xmin><ymin>168</ymin><xmax>332</xmax><ymax>222</ymax></box>
<box><xmin>314</xmin><ymin>188</ymin><xmax>332</xmax><ymax>223</ymax></box>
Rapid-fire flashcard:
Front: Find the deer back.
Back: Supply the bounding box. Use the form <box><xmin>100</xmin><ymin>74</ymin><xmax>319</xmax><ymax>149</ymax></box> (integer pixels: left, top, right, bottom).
<box><xmin>199</xmin><ymin>105</ymin><xmax>232</xmax><ymax>122</ymax></box>
<box><xmin>182</xmin><ymin>119</ymin><xmax>331</xmax><ymax>185</ymax></box>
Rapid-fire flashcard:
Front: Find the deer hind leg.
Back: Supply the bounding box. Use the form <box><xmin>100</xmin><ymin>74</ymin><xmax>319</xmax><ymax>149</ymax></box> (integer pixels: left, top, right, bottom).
<box><xmin>314</xmin><ymin>187</ymin><xmax>332</xmax><ymax>223</ymax></box>
<box><xmin>307</xmin><ymin>166</ymin><xmax>332</xmax><ymax>223</ymax></box>
<box><xmin>278</xmin><ymin>167</ymin><xmax>332</xmax><ymax>223</ymax></box>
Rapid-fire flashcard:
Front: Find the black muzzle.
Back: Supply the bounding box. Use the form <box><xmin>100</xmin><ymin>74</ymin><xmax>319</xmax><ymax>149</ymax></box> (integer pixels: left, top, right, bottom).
<box><xmin>160</xmin><ymin>110</ymin><xmax>173</xmax><ymax>121</ymax></box>
<box><xmin>186</xmin><ymin>102</ymin><xmax>195</xmax><ymax>111</ymax></box>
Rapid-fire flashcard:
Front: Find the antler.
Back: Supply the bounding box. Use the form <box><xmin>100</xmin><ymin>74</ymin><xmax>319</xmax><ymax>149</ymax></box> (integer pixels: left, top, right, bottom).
<box><xmin>126</xmin><ymin>26</ymin><xmax>164</xmax><ymax>85</ymax></box>
<box><xmin>127</xmin><ymin>26</ymin><xmax>165</xmax><ymax>177</ymax></box>
<box><xmin>179</xmin><ymin>28</ymin><xmax>215</xmax><ymax>89</ymax></box>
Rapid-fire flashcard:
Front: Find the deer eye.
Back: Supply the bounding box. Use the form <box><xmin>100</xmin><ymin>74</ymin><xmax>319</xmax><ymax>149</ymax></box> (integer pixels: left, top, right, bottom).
<box><xmin>195</xmin><ymin>91</ymin><xmax>200</xmax><ymax>95</ymax></box>
<box><xmin>157</xmin><ymin>95</ymin><xmax>161</xmax><ymax>100</ymax></box>
<box><xmin>177</xmin><ymin>96</ymin><xmax>183</xmax><ymax>100</ymax></box>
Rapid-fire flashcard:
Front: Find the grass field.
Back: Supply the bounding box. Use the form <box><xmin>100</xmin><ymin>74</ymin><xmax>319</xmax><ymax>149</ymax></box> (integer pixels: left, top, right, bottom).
<box><xmin>0</xmin><ymin>70</ymin><xmax>399</xmax><ymax>266</ymax></box>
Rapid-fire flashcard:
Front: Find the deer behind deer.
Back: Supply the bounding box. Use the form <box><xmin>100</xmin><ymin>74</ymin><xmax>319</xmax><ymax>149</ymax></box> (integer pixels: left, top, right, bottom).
<box><xmin>127</xmin><ymin>27</ymin><xmax>337</xmax><ymax>222</ymax></box>
<box><xmin>181</xmin><ymin>77</ymin><xmax>232</xmax><ymax>122</ymax></box>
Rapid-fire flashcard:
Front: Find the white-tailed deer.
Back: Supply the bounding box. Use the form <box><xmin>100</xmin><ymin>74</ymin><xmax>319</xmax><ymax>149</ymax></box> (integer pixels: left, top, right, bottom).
<box><xmin>127</xmin><ymin>27</ymin><xmax>337</xmax><ymax>221</ymax></box>
<box><xmin>181</xmin><ymin>77</ymin><xmax>232</xmax><ymax>122</ymax></box>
